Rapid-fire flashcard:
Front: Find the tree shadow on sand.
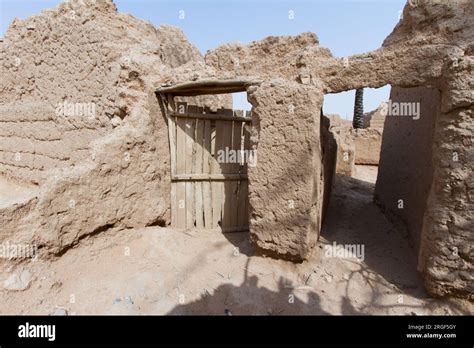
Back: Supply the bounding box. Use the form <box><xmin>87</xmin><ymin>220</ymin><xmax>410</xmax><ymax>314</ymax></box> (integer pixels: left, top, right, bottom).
<box><xmin>167</xmin><ymin>260</ymin><xmax>329</xmax><ymax>315</ymax></box>
<box><xmin>321</xmin><ymin>173</ymin><xmax>470</xmax><ymax>315</ymax></box>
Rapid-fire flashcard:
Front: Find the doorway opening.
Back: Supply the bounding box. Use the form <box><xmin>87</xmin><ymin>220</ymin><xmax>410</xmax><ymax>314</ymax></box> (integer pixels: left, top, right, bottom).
<box><xmin>320</xmin><ymin>84</ymin><xmax>440</xmax><ymax>301</ymax></box>
<box><xmin>156</xmin><ymin>79</ymin><xmax>260</xmax><ymax>232</ymax></box>
<box><xmin>322</xmin><ymin>86</ymin><xmax>389</xmax><ymax>184</ymax></box>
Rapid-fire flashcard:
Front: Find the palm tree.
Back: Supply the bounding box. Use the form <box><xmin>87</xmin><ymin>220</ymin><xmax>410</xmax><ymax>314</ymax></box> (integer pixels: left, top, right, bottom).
<box><xmin>352</xmin><ymin>88</ymin><xmax>364</xmax><ymax>129</ymax></box>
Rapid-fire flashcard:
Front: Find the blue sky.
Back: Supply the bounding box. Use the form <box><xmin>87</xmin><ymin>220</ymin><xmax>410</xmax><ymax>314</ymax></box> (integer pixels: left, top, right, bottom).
<box><xmin>0</xmin><ymin>0</ymin><xmax>406</xmax><ymax>117</ymax></box>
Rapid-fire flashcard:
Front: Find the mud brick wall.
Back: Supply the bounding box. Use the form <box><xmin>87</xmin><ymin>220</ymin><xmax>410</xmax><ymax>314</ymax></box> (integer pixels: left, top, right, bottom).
<box><xmin>0</xmin><ymin>0</ymin><xmax>209</xmax><ymax>255</ymax></box>
<box><xmin>247</xmin><ymin>80</ymin><xmax>330</xmax><ymax>261</ymax></box>
<box><xmin>375</xmin><ymin>86</ymin><xmax>439</xmax><ymax>256</ymax></box>
<box><xmin>419</xmin><ymin>57</ymin><xmax>473</xmax><ymax>299</ymax></box>
<box><xmin>0</xmin><ymin>102</ymin><xmax>108</xmax><ymax>184</ymax></box>
<box><xmin>320</xmin><ymin>115</ymin><xmax>337</xmax><ymax>218</ymax></box>
<box><xmin>0</xmin><ymin>0</ymin><xmax>205</xmax><ymax>186</ymax></box>
<box><xmin>353</xmin><ymin>128</ymin><xmax>382</xmax><ymax>165</ymax></box>
<box><xmin>0</xmin><ymin>1</ymin><xmax>120</xmax><ymax>184</ymax></box>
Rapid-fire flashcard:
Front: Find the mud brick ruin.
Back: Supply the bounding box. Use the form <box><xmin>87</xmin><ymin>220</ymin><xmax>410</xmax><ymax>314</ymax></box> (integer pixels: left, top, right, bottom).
<box><xmin>0</xmin><ymin>0</ymin><xmax>472</xmax><ymax>300</ymax></box>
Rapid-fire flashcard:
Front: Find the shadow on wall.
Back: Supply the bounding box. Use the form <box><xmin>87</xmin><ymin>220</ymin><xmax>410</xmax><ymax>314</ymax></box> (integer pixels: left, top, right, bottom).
<box><xmin>374</xmin><ymin>86</ymin><xmax>439</xmax><ymax>257</ymax></box>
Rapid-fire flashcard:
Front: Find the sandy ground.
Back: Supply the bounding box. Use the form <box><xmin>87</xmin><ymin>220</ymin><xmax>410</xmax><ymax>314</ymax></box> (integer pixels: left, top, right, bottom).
<box><xmin>0</xmin><ymin>165</ymin><xmax>472</xmax><ymax>315</ymax></box>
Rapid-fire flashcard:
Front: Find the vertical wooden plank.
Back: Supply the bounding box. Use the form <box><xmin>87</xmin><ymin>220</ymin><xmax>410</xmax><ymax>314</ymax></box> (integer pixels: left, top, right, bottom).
<box><xmin>237</xmin><ymin>180</ymin><xmax>249</xmax><ymax>229</ymax></box>
<box><xmin>241</xmin><ymin>122</ymin><xmax>251</xmax><ymax>175</ymax></box>
<box><xmin>237</xmin><ymin>121</ymin><xmax>251</xmax><ymax>228</ymax></box>
<box><xmin>171</xmin><ymin>182</ymin><xmax>177</xmax><ymax>227</ymax></box>
<box><xmin>165</xmin><ymin>96</ymin><xmax>178</xmax><ymax>227</ymax></box>
<box><xmin>220</xmin><ymin>109</ymin><xmax>234</xmax><ymax>229</ymax></box>
<box><xmin>230</xmin><ymin>112</ymin><xmax>243</xmax><ymax>175</ymax></box>
<box><xmin>176</xmin><ymin>117</ymin><xmax>187</xmax><ymax>229</ymax></box>
<box><xmin>212</xmin><ymin>119</ymin><xmax>224</xmax><ymax>228</ymax></box>
<box><xmin>222</xmin><ymin>181</ymin><xmax>233</xmax><ymax>229</ymax></box>
<box><xmin>166</xmin><ymin>97</ymin><xmax>180</xmax><ymax>175</ymax></box>
<box><xmin>202</xmin><ymin>120</ymin><xmax>213</xmax><ymax>228</ymax></box>
<box><xmin>210</xmin><ymin>120</ymin><xmax>220</xmax><ymax>173</ymax></box>
<box><xmin>184</xmin><ymin>115</ymin><xmax>195</xmax><ymax>229</ymax></box>
<box><xmin>194</xmin><ymin>116</ymin><xmax>204</xmax><ymax>229</ymax></box>
<box><xmin>221</xmin><ymin>109</ymin><xmax>234</xmax><ymax>174</ymax></box>
<box><xmin>229</xmin><ymin>119</ymin><xmax>243</xmax><ymax>228</ymax></box>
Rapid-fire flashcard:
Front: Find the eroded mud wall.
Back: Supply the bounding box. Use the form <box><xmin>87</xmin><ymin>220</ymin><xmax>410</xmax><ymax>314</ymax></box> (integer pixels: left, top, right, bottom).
<box><xmin>419</xmin><ymin>56</ymin><xmax>473</xmax><ymax>299</ymax></box>
<box><xmin>375</xmin><ymin>86</ymin><xmax>439</xmax><ymax>255</ymax></box>
<box><xmin>246</xmin><ymin>80</ymin><xmax>330</xmax><ymax>261</ymax></box>
<box><xmin>0</xmin><ymin>0</ymin><xmax>227</xmax><ymax>255</ymax></box>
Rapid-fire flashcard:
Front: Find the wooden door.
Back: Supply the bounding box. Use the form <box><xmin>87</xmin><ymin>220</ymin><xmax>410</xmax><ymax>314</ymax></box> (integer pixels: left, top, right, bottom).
<box><xmin>166</xmin><ymin>100</ymin><xmax>251</xmax><ymax>232</ymax></box>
